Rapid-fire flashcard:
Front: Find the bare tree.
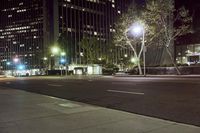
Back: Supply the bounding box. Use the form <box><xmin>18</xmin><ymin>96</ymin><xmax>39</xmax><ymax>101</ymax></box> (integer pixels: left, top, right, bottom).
<box><xmin>113</xmin><ymin>0</ymin><xmax>192</xmax><ymax>75</ymax></box>
<box><xmin>141</xmin><ymin>0</ymin><xmax>192</xmax><ymax>74</ymax></box>
<box><xmin>113</xmin><ymin>2</ymin><xmax>145</xmax><ymax>75</ymax></box>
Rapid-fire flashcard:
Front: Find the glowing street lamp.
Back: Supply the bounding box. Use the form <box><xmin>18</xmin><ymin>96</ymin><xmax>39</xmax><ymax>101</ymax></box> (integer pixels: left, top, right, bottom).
<box><xmin>130</xmin><ymin>22</ymin><xmax>146</xmax><ymax>76</ymax></box>
<box><xmin>61</xmin><ymin>52</ymin><xmax>66</xmax><ymax>56</ymax></box>
<box><xmin>17</xmin><ymin>64</ymin><xmax>25</xmax><ymax>70</ymax></box>
<box><xmin>13</xmin><ymin>58</ymin><xmax>19</xmax><ymax>63</ymax></box>
<box><xmin>131</xmin><ymin>57</ymin><xmax>137</xmax><ymax>63</ymax></box>
<box><xmin>60</xmin><ymin>58</ymin><xmax>66</xmax><ymax>64</ymax></box>
<box><xmin>51</xmin><ymin>46</ymin><xmax>60</xmax><ymax>55</ymax></box>
<box><xmin>6</xmin><ymin>62</ymin><xmax>11</xmax><ymax>65</ymax></box>
<box><xmin>43</xmin><ymin>57</ymin><xmax>48</xmax><ymax>61</ymax></box>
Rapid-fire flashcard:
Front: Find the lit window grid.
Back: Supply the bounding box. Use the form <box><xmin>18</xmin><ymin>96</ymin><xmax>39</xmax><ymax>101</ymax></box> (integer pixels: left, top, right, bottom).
<box><xmin>58</xmin><ymin>0</ymin><xmax>129</xmax><ymax>64</ymax></box>
<box><xmin>0</xmin><ymin>0</ymin><xmax>44</xmax><ymax>70</ymax></box>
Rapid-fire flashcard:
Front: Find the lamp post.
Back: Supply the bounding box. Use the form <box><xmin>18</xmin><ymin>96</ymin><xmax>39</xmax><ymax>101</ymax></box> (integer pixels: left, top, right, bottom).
<box><xmin>51</xmin><ymin>46</ymin><xmax>60</xmax><ymax>70</ymax></box>
<box><xmin>130</xmin><ymin>23</ymin><xmax>146</xmax><ymax>76</ymax></box>
<box><xmin>43</xmin><ymin>57</ymin><xmax>48</xmax><ymax>75</ymax></box>
<box><xmin>13</xmin><ymin>57</ymin><xmax>19</xmax><ymax>76</ymax></box>
<box><xmin>60</xmin><ymin>52</ymin><xmax>66</xmax><ymax>76</ymax></box>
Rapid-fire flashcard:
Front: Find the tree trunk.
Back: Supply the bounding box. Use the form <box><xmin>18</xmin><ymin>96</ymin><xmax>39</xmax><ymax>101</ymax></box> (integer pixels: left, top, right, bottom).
<box><xmin>165</xmin><ymin>46</ymin><xmax>181</xmax><ymax>75</ymax></box>
<box><xmin>138</xmin><ymin>62</ymin><xmax>143</xmax><ymax>75</ymax></box>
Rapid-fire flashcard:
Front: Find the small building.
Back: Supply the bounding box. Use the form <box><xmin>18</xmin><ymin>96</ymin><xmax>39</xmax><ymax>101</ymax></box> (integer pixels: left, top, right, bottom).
<box><xmin>68</xmin><ymin>64</ymin><xmax>102</xmax><ymax>75</ymax></box>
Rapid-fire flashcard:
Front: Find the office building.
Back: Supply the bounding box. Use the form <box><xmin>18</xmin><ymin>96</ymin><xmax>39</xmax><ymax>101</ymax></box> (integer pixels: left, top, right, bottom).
<box><xmin>0</xmin><ymin>0</ymin><xmax>47</xmax><ymax>75</ymax></box>
<box><xmin>0</xmin><ymin>0</ymin><xmax>132</xmax><ymax>75</ymax></box>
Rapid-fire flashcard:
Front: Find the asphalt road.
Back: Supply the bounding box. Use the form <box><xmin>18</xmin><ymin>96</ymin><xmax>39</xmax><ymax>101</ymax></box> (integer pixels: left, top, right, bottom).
<box><xmin>0</xmin><ymin>76</ymin><xmax>200</xmax><ymax>126</ymax></box>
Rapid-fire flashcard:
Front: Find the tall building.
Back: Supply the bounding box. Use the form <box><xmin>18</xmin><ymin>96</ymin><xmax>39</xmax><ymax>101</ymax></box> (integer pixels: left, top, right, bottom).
<box><xmin>55</xmin><ymin>0</ymin><xmax>132</xmax><ymax>65</ymax></box>
<box><xmin>0</xmin><ymin>0</ymin><xmax>132</xmax><ymax>75</ymax></box>
<box><xmin>0</xmin><ymin>0</ymin><xmax>46</xmax><ymax>74</ymax></box>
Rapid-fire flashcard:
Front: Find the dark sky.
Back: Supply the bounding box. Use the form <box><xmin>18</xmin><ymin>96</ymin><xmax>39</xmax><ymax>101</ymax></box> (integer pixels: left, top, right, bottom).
<box><xmin>175</xmin><ymin>0</ymin><xmax>200</xmax><ymax>32</ymax></box>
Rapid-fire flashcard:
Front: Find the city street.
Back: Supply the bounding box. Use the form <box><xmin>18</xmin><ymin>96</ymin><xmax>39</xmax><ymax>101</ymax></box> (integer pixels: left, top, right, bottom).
<box><xmin>0</xmin><ymin>76</ymin><xmax>200</xmax><ymax>127</ymax></box>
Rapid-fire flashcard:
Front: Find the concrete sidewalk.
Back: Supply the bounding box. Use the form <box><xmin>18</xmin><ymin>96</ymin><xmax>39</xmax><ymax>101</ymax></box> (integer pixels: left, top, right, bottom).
<box><xmin>0</xmin><ymin>87</ymin><xmax>199</xmax><ymax>133</ymax></box>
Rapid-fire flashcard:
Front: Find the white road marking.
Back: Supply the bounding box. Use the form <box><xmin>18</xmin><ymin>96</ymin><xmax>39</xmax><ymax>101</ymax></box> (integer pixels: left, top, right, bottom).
<box><xmin>47</xmin><ymin>84</ymin><xmax>63</xmax><ymax>87</ymax></box>
<box><xmin>112</xmin><ymin>82</ymin><xmax>137</xmax><ymax>85</ymax></box>
<box><xmin>107</xmin><ymin>89</ymin><xmax>144</xmax><ymax>95</ymax></box>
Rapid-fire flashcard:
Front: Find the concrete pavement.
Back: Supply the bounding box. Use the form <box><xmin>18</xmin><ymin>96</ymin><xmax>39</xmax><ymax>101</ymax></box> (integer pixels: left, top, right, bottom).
<box><xmin>0</xmin><ymin>87</ymin><xmax>200</xmax><ymax>133</ymax></box>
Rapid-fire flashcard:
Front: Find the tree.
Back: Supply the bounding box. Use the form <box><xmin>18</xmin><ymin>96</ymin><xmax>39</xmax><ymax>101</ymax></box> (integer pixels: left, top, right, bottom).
<box><xmin>113</xmin><ymin>2</ymin><xmax>145</xmax><ymax>75</ymax></box>
<box><xmin>79</xmin><ymin>36</ymin><xmax>100</xmax><ymax>64</ymax></box>
<box><xmin>113</xmin><ymin>0</ymin><xmax>192</xmax><ymax>75</ymax></box>
<box><xmin>141</xmin><ymin>0</ymin><xmax>192</xmax><ymax>74</ymax></box>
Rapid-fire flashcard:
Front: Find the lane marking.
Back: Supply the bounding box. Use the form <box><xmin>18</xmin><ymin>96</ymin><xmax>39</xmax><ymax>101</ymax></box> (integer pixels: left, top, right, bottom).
<box><xmin>112</xmin><ymin>82</ymin><xmax>137</xmax><ymax>85</ymax></box>
<box><xmin>47</xmin><ymin>84</ymin><xmax>63</xmax><ymax>87</ymax></box>
<box><xmin>107</xmin><ymin>89</ymin><xmax>144</xmax><ymax>95</ymax></box>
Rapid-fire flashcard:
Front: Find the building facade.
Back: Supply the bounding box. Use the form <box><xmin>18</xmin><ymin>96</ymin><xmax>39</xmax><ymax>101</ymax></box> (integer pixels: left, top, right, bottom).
<box><xmin>0</xmin><ymin>0</ymin><xmax>46</xmax><ymax>75</ymax></box>
<box><xmin>55</xmin><ymin>0</ymin><xmax>132</xmax><ymax>66</ymax></box>
<box><xmin>0</xmin><ymin>0</ymin><xmax>132</xmax><ymax>75</ymax></box>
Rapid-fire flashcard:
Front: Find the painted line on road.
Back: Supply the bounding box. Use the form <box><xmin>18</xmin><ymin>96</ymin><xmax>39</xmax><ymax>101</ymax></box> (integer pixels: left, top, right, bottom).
<box><xmin>107</xmin><ymin>89</ymin><xmax>144</xmax><ymax>95</ymax></box>
<box><xmin>112</xmin><ymin>82</ymin><xmax>137</xmax><ymax>85</ymax></box>
<box><xmin>47</xmin><ymin>84</ymin><xmax>63</xmax><ymax>87</ymax></box>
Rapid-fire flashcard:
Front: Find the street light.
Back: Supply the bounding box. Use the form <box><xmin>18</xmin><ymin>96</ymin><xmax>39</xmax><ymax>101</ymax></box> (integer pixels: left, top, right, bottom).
<box><xmin>61</xmin><ymin>52</ymin><xmax>66</xmax><ymax>56</ymax></box>
<box><xmin>130</xmin><ymin>23</ymin><xmax>146</xmax><ymax>76</ymax></box>
<box><xmin>43</xmin><ymin>57</ymin><xmax>48</xmax><ymax>61</ymax></box>
<box><xmin>51</xmin><ymin>46</ymin><xmax>60</xmax><ymax>55</ymax></box>
<box><xmin>13</xmin><ymin>58</ymin><xmax>19</xmax><ymax>63</ymax></box>
<box><xmin>6</xmin><ymin>62</ymin><xmax>11</xmax><ymax>65</ymax></box>
<box><xmin>131</xmin><ymin>57</ymin><xmax>137</xmax><ymax>64</ymax></box>
<box><xmin>17</xmin><ymin>64</ymin><xmax>25</xmax><ymax>70</ymax></box>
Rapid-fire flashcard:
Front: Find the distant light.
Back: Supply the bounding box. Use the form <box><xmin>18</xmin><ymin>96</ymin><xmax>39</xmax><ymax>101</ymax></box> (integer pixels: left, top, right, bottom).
<box><xmin>61</xmin><ymin>52</ymin><xmax>66</xmax><ymax>56</ymax></box>
<box><xmin>124</xmin><ymin>54</ymin><xmax>128</xmax><ymax>58</ymax></box>
<box><xmin>51</xmin><ymin>46</ymin><xmax>60</xmax><ymax>54</ymax></box>
<box><xmin>13</xmin><ymin>58</ymin><xmax>19</xmax><ymax>63</ymax></box>
<box><xmin>80</xmin><ymin>52</ymin><xmax>84</xmax><ymax>57</ymax></box>
<box><xmin>17</xmin><ymin>64</ymin><xmax>25</xmax><ymax>70</ymax></box>
<box><xmin>6</xmin><ymin>62</ymin><xmax>11</xmax><ymax>65</ymax></box>
<box><xmin>60</xmin><ymin>58</ymin><xmax>66</xmax><ymax>64</ymax></box>
<box><xmin>98</xmin><ymin>58</ymin><xmax>102</xmax><ymax>61</ymax></box>
<box><xmin>43</xmin><ymin>57</ymin><xmax>48</xmax><ymax>61</ymax></box>
<box><xmin>131</xmin><ymin>57</ymin><xmax>137</xmax><ymax>63</ymax></box>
